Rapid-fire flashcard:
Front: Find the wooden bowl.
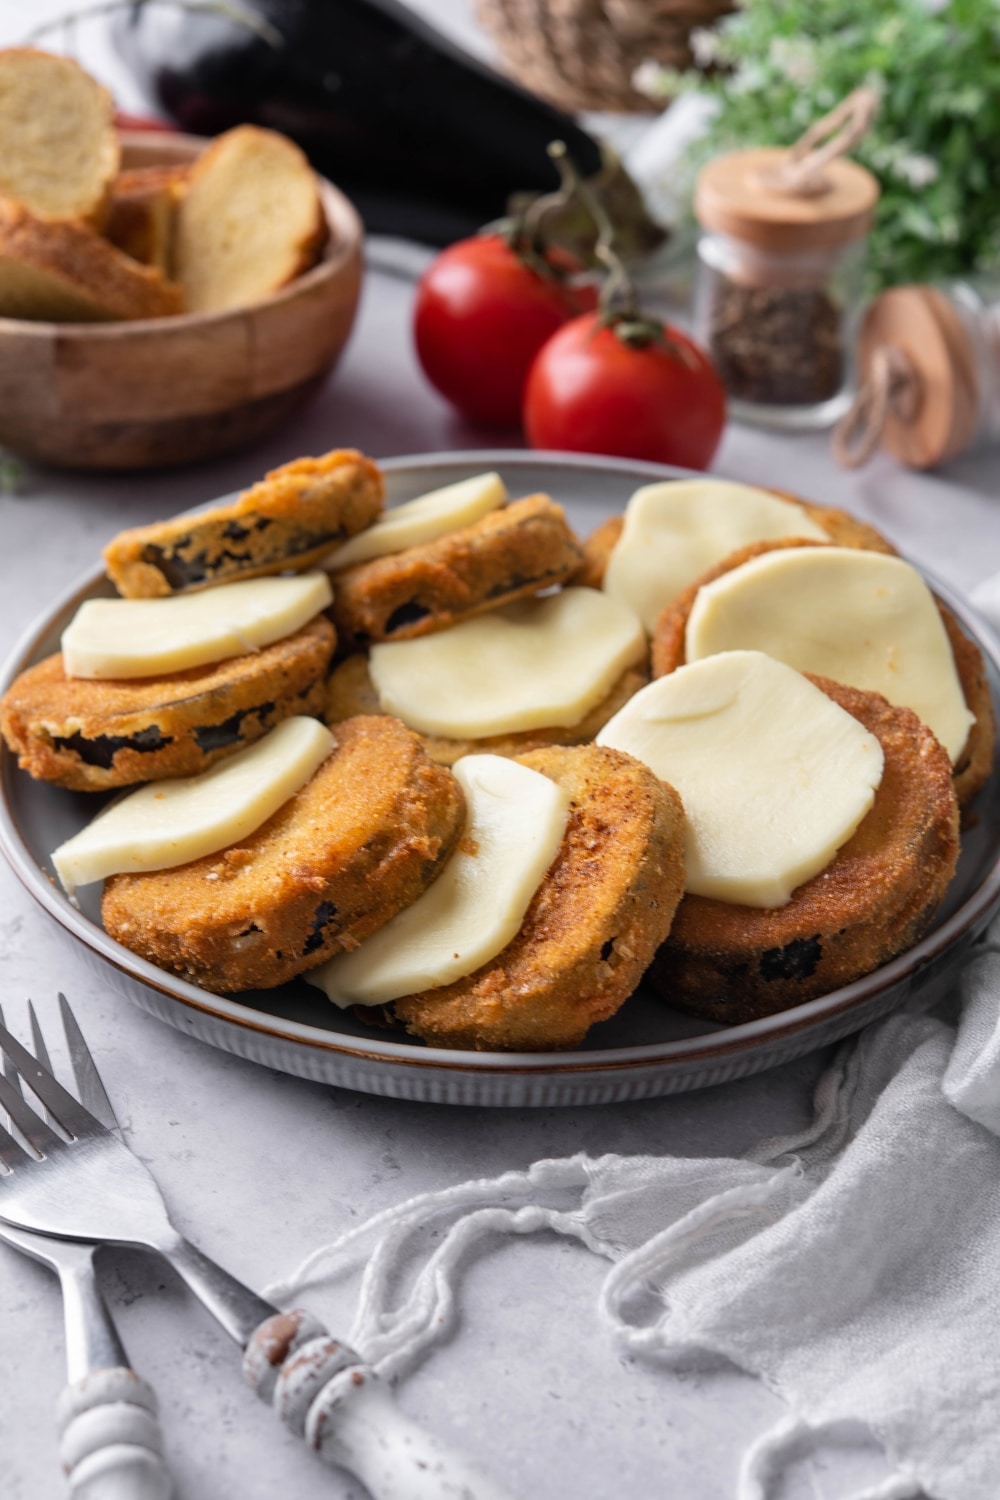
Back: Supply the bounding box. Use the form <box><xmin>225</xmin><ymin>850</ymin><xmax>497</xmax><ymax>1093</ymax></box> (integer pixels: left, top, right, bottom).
<box><xmin>0</xmin><ymin>132</ymin><xmax>364</xmax><ymax>470</ymax></box>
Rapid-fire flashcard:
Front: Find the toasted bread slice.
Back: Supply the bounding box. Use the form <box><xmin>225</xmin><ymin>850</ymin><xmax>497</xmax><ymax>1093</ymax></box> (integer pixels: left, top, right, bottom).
<box><xmin>104</xmin><ymin>449</ymin><xmax>384</xmax><ymax>597</ymax></box>
<box><xmin>647</xmin><ymin>677</ymin><xmax>960</xmax><ymax>1022</ymax></box>
<box><xmin>381</xmin><ymin>742</ymin><xmax>686</xmax><ymax>1051</ymax></box>
<box><xmin>105</xmin><ymin>163</ymin><xmax>189</xmax><ymax>273</ymax></box>
<box><xmin>0</xmin><ymin>617</ymin><xmax>335</xmax><ymax>791</ymax></box>
<box><xmin>0</xmin><ymin>196</ymin><xmax>183</xmax><ymax>322</ymax></box>
<box><xmin>102</xmin><ymin>716</ymin><xmax>467</xmax><ymax>991</ymax></box>
<box><xmin>0</xmin><ymin>48</ymin><xmax>118</xmax><ymax>223</ymax></box>
<box><xmin>175</xmin><ymin>124</ymin><xmax>326</xmax><ymax>313</ymax></box>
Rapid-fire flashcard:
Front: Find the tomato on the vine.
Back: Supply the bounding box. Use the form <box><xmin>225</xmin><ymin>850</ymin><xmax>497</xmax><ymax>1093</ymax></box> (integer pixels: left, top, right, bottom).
<box><xmin>413</xmin><ymin>233</ymin><xmax>597</xmax><ymax>427</ymax></box>
<box><xmin>523</xmin><ymin>313</ymin><xmax>726</xmax><ymax>471</ymax></box>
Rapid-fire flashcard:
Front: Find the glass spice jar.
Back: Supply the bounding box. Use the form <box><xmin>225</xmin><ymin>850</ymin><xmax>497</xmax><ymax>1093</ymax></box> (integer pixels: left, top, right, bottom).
<box><xmin>693</xmin><ymin>145</ymin><xmax>880</xmax><ymax>430</ymax></box>
<box><xmin>834</xmin><ymin>279</ymin><xmax>1000</xmax><ymax>469</ymax></box>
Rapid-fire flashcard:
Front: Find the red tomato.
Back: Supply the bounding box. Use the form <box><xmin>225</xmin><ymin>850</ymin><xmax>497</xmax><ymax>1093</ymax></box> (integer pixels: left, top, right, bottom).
<box><xmin>414</xmin><ymin>234</ymin><xmax>597</xmax><ymax>426</ymax></box>
<box><xmin>114</xmin><ymin>110</ymin><xmax>174</xmax><ymax>132</ymax></box>
<box><xmin>523</xmin><ymin>313</ymin><xmax>726</xmax><ymax>471</ymax></box>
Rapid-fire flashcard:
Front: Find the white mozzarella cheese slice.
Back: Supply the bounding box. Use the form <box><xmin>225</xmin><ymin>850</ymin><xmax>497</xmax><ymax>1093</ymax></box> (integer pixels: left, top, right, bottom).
<box><xmin>52</xmin><ymin>715</ymin><xmax>334</xmax><ymax>895</ymax></box>
<box><xmin>597</xmin><ymin>651</ymin><xmax>884</xmax><ymax>908</ymax></box>
<box><xmin>368</xmin><ymin>587</ymin><xmax>646</xmax><ymax>738</ymax></box>
<box><xmin>684</xmin><ymin>546</ymin><xmax>975</xmax><ymax>762</ymax></box>
<box><xmin>62</xmin><ymin>572</ymin><xmax>333</xmax><ymax>679</ymax></box>
<box><xmin>326</xmin><ymin>471</ymin><xmax>507</xmax><ymax>569</ymax></box>
<box><xmin>603</xmin><ymin>479</ymin><xmax>828</xmax><ymax>632</ymax></box>
<box><xmin>309</xmin><ymin>754</ymin><xmax>570</xmax><ymax>1007</ymax></box>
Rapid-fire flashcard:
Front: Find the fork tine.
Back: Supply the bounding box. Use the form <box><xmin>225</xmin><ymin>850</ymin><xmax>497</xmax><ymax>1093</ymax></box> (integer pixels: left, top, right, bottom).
<box><xmin>0</xmin><ymin>1003</ymin><xmax>22</xmax><ymax>1100</ymax></box>
<box><xmin>0</xmin><ymin>1072</ymin><xmax>62</xmax><ymax>1155</ymax></box>
<box><xmin>0</xmin><ymin>1115</ymin><xmax>29</xmax><ymax>1170</ymax></box>
<box><xmin>0</xmin><ymin>1016</ymin><xmax>106</xmax><ymax>1142</ymax></box>
<box><xmin>57</xmin><ymin>994</ymin><xmax>120</xmax><ymax>1139</ymax></box>
<box><xmin>27</xmin><ymin>1001</ymin><xmax>57</xmax><ymax>1128</ymax></box>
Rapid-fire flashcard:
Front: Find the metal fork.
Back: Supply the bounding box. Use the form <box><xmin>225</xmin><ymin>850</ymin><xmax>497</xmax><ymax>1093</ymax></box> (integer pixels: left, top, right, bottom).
<box><xmin>0</xmin><ymin>998</ymin><xmax>515</xmax><ymax>1500</ymax></box>
<box><xmin>0</xmin><ymin>997</ymin><xmax>173</xmax><ymax>1500</ymax></box>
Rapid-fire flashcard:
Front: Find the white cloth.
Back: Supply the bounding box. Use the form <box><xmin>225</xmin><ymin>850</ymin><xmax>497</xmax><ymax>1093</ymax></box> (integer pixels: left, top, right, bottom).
<box><xmin>266</xmin><ymin>926</ymin><xmax>1000</xmax><ymax>1500</ymax></box>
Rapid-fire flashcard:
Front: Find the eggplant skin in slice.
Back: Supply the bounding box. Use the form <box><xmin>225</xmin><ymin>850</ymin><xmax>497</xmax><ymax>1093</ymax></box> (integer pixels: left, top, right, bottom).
<box><xmin>109</xmin><ymin>0</ymin><xmax>634</xmax><ymax>247</ymax></box>
<box><xmin>0</xmin><ymin>618</ymin><xmax>335</xmax><ymax>792</ymax></box>
<box><xmin>647</xmin><ymin>676</ymin><xmax>961</xmax><ymax>1024</ymax></box>
<box><xmin>102</xmin><ymin>715</ymin><xmax>466</xmax><ymax>992</ymax></box>
<box><xmin>379</xmin><ymin>742</ymin><xmax>687</xmax><ymax>1052</ymax></box>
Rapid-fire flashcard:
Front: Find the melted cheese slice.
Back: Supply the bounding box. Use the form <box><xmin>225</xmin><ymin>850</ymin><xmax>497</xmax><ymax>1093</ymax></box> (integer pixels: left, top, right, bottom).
<box><xmin>52</xmin><ymin>715</ymin><xmax>334</xmax><ymax>895</ymax></box>
<box><xmin>369</xmin><ymin>587</ymin><xmax>646</xmax><ymax>738</ymax></box>
<box><xmin>327</xmin><ymin>472</ymin><xmax>507</xmax><ymax>570</ymax></box>
<box><xmin>62</xmin><ymin>572</ymin><xmax>333</xmax><ymax>679</ymax></box>
<box><xmin>685</xmin><ymin>547</ymin><xmax>975</xmax><ymax>763</ymax></box>
<box><xmin>310</xmin><ymin>754</ymin><xmax>570</xmax><ymax>1007</ymax></box>
<box><xmin>597</xmin><ymin>651</ymin><xmax>884</xmax><ymax>907</ymax></box>
<box><xmin>603</xmin><ymin>480</ymin><xmax>829</xmax><ymax>632</ymax></box>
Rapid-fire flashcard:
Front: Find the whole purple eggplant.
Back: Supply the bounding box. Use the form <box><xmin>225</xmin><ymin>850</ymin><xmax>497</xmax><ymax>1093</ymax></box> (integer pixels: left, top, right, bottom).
<box><xmin>111</xmin><ymin>0</ymin><xmax>610</xmax><ymax>245</ymax></box>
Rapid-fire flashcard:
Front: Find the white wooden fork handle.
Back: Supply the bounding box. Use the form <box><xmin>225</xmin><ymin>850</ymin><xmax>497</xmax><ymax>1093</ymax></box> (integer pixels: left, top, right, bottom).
<box><xmin>245</xmin><ymin>1307</ymin><xmax>512</xmax><ymax>1500</ymax></box>
<box><xmin>143</xmin><ymin>1235</ymin><xmax>515</xmax><ymax>1498</ymax></box>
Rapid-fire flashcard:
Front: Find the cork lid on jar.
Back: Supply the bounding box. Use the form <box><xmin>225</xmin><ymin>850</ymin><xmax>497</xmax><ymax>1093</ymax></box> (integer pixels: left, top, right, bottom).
<box><xmin>696</xmin><ymin>146</ymin><xmax>880</xmax><ymax>254</ymax></box>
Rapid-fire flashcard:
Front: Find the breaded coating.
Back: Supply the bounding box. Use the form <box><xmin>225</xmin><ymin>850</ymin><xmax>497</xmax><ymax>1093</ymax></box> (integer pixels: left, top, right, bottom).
<box><xmin>104</xmin><ymin>449</ymin><xmax>384</xmax><ymax>597</ymax></box>
<box><xmin>941</xmin><ymin>603</ymin><xmax>996</xmax><ymax>807</ymax></box>
<box><xmin>385</xmin><ymin>743</ymin><xmax>686</xmax><ymax>1051</ymax></box>
<box><xmin>648</xmin><ymin>677</ymin><xmax>960</xmax><ymax>1023</ymax></box>
<box><xmin>650</xmin><ymin>537</ymin><xmax>995</xmax><ymax>805</ymax></box>
<box><xmin>0</xmin><ymin>618</ymin><xmax>334</xmax><ymax>791</ymax></box>
<box><xmin>102</xmin><ymin>716</ymin><xmax>466</xmax><ymax>992</ymax></box>
<box><xmin>572</xmin><ymin>491</ymin><xmax>895</xmax><ymax>592</ymax></box>
<box><xmin>325</xmin><ymin>651</ymin><xmax>649</xmax><ymax>766</ymax></box>
<box><xmin>327</xmin><ymin>494</ymin><xmax>583</xmax><ymax>650</ymax></box>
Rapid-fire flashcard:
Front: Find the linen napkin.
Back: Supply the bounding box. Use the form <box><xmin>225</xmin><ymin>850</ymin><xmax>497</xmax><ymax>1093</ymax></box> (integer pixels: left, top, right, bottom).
<box><xmin>265</xmin><ymin>921</ymin><xmax>1000</xmax><ymax>1500</ymax></box>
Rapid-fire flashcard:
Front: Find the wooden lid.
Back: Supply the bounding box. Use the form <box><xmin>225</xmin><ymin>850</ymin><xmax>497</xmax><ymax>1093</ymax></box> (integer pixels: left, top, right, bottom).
<box><xmin>696</xmin><ymin>147</ymin><xmax>879</xmax><ymax>252</ymax></box>
<box><xmin>857</xmin><ymin>286</ymin><xmax>979</xmax><ymax>467</ymax></box>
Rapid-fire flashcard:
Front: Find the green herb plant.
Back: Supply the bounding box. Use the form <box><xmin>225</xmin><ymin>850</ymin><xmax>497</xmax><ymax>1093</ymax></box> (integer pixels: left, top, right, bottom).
<box><xmin>646</xmin><ymin>0</ymin><xmax>1000</xmax><ymax>290</ymax></box>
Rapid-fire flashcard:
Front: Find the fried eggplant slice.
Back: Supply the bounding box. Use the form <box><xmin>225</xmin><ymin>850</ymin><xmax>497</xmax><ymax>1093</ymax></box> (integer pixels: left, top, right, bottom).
<box><xmin>327</xmin><ymin>493</ymin><xmax>583</xmax><ymax>650</ymax></box>
<box><xmin>102</xmin><ymin>715</ymin><xmax>466</xmax><ymax>991</ymax></box>
<box><xmin>573</xmin><ymin>491</ymin><xmax>895</xmax><ymax>593</ymax></box>
<box><xmin>325</xmin><ymin>651</ymin><xmax>649</xmax><ymax>766</ymax></box>
<box><xmin>104</xmin><ymin>448</ymin><xmax>383</xmax><ymax>597</ymax></box>
<box><xmin>648</xmin><ymin>677</ymin><xmax>960</xmax><ymax>1023</ymax></box>
<box><xmin>381</xmin><ymin>743</ymin><xmax>686</xmax><ymax>1051</ymax></box>
<box><xmin>651</xmin><ymin>536</ymin><xmax>995</xmax><ymax>806</ymax></box>
<box><xmin>0</xmin><ymin>617</ymin><xmax>335</xmax><ymax>791</ymax></box>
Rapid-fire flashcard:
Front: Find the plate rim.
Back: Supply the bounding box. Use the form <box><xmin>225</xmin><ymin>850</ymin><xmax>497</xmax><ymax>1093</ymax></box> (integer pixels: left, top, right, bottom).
<box><xmin>3</xmin><ymin>449</ymin><xmax>1000</xmax><ymax>1085</ymax></box>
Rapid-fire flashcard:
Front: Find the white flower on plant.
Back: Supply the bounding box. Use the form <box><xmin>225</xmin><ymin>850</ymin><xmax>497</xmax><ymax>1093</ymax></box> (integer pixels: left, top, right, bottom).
<box><xmin>897</xmin><ymin>152</ymin><xmax>940</xmax><ymax>188</ymax></box>
<box><xmin>768</xmin><ymin>36</ymin><xmax>819</xmax><ymax>87</ymax></box>
<box><xmin>690</xmin><ymin>27</ymin><xmax>724</xmax><ymax>67</ymax></box>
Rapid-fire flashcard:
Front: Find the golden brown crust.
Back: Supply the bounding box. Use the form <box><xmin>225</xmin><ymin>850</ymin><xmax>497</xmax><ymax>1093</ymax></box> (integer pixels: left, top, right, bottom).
<box><xmin>941</xmin><ymin>603</ymin><xmax>996</xmax><ymax>806</ymax></box>
<box><xmin>0</xmin><ymin>195</ymin><xmax>183</xmax><ymax>322</ymax></box>
<box><xmin>647</xmin><ymin>676</ymin><xmax>960</xmax><ymax>1023</ymax></box>
<box><xmin>385</xmin><ymin>743</ymin><xmax>686</xmax><ymax>1051</ymax></box>
<box><xmin>103</xmin><ymin>449</ymin><xmax>384</xmax><ymax>597</ymax></box>
<box><xmin>571</xmin><ymin>492</ymin><xmax>896</xmax><ymax>592</ymax></box>
<box><xmin>650</xmin><ymin>537</ymin><xmax>995</xmax><ymax>805</ymax></box>
<box><xmin>327</xmin><ymin>494</ymin><xmax>584</xmax><ymax>650</ymax></box>
<box><xmin>102</xmin><ymin>716</ymin><xmax>466</xmax><ymax>991</ymax></box>
<box><xmin>104</xmin><ymin>164</ymin><xmax>189</xmax><ymax>272</ymax></box>
<box><xmin>0</xmin><ymin>617</ymin><xmax>335</xmax><ymax>791</ymax></box>
<box><xmin>325</xmin><ymin>652</ymin><xmax>650</xmax><ymax>766</ymax></box>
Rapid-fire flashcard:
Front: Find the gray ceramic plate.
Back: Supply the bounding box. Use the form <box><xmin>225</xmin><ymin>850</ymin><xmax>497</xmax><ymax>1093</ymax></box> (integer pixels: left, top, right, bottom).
<box><xmin>3</xmin><ymin>452</ymin><xmax>1000</xmax><ymax>1107</ymax></box>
